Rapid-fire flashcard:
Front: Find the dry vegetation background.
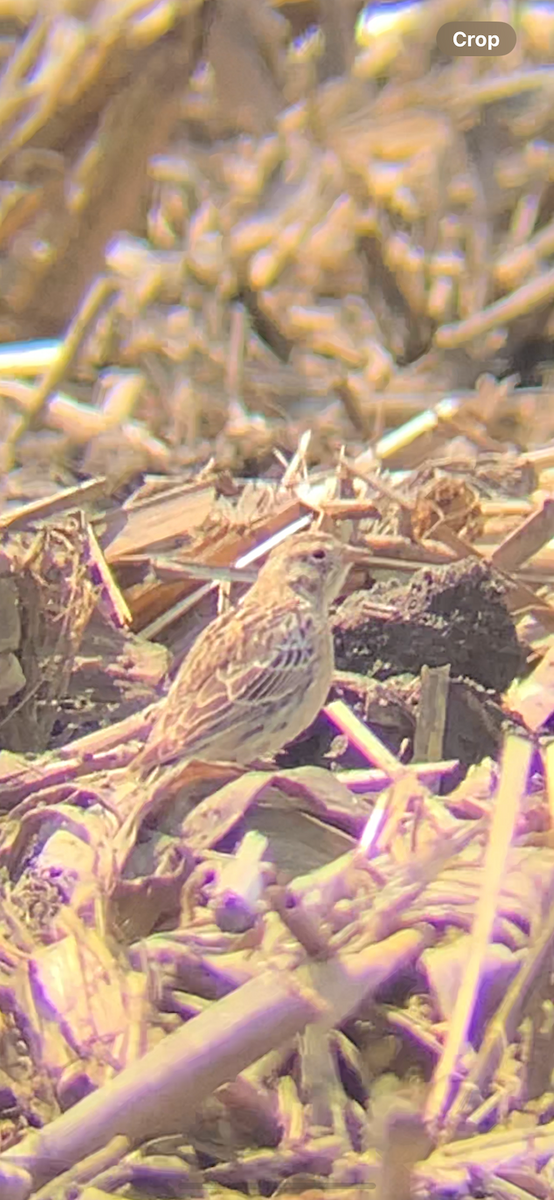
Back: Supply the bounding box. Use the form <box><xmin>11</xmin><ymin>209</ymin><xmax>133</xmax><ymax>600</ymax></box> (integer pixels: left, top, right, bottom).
<box><xmin>3</xmin><ymin>1</ymin><xmax>554</xmax><ymax>1199</ymax></box>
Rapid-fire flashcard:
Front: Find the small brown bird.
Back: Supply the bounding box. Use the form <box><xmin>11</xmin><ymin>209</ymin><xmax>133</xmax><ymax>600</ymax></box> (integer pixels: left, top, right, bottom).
<box><xmin>135</xmin><ymin>530</ymin><xmax>359</xmax><ymax>775</ymax></box>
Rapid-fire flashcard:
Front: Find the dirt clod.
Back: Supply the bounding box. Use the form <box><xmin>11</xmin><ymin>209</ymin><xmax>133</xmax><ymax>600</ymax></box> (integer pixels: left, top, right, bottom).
<box><xmin>332</xmin><ymin>558</ymin><xmax>523</xmax><ymax>693</ymax></box>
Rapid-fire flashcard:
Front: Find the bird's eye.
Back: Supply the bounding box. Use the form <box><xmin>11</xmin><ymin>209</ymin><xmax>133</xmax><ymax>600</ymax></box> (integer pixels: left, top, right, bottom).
<box><xmin>311</xmin><ymin>548</ymin><xmax>327</xmax><ymax>561</ymax></box>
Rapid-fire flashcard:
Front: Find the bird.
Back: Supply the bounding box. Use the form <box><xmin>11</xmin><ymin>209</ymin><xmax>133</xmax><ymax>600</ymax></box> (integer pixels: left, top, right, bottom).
<box><xmin>133</xmin><ymin>530</ymin><xmax>361</xmax><ymax>775</ymax></box>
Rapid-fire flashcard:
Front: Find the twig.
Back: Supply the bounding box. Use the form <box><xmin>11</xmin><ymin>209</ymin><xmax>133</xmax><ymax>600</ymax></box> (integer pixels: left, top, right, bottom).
<box><xmin>324</xmin><ymin>699</ymin><xmax>406</xmax><ymax>778</ymax></box>
<box><xmin>435</xmin><ymin>266</ymin><xmax>554</xmax><ymax>349</ymax></box>
<box><xmin>0</xmin><ymin>930</ymin><xmax>427</xmax><ymax>1195</ymax></box>
<box><xmin>2</xmin><ymin>276</ymin><xmax>114</xmax><ymax>469</ymax></box>
<box><xmin>0</xmin><ymin>479</ymin><xmax>107</xmax><ymax>533</ymax></box>
<box><xmin>453</xmin><ymin>901</ymin><xmax>554</xmax><ymax>1134</ymax></box>
<box><xmin>413</xmin><ymin>664</ymin><xmax>450</xmax><ymax>764</ymax></box>
<box><xmin>509</xmin><ymin>641</ymin><xmax>554</xmax><ymax>731</ymax></box>
<box><xmin>489</xmin><ymin>498</ymin><xmax>554</xmax><ymax>572</ymax></box>
<box><xmin>424</xmin><ymin>733</ymin><xmax>533</xmax><ymax>1138</ymax></box>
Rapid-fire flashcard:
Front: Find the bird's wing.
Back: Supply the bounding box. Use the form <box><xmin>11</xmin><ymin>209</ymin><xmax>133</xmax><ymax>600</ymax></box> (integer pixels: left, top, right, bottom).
<box><xmin>138</xmin><ymin>599</ymin><xmax>321</xmax><ymax>768</ymax></box>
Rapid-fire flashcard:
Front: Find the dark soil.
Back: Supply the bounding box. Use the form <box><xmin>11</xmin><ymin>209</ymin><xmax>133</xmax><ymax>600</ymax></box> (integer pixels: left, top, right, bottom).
<box><xmin>331</xmin><ymin>557</ymin><xmax>523</xmax><ymax>694</ymax></box>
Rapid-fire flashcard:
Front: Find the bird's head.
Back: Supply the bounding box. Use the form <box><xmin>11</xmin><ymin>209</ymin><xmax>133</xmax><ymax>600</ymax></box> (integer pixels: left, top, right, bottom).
<box><xmin>256</xmin><ymin>530</ymin><xmax>365</xmax><ymax>608</ymax></box>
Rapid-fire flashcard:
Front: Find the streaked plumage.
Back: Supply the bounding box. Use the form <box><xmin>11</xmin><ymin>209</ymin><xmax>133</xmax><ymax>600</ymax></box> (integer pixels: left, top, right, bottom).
<box><xmin>135</xmin><ymin>531</ymin><xmax>356</xmax><ymax>774</ymax></box>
